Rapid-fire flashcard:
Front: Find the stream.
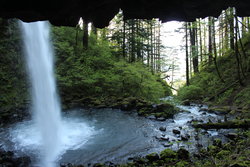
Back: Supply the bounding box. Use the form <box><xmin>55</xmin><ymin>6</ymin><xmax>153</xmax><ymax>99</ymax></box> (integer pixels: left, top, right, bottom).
<box><xmin>0</xmin><ymin>101</ymin><xmax>235</xmax><ymax>166</ymax></box>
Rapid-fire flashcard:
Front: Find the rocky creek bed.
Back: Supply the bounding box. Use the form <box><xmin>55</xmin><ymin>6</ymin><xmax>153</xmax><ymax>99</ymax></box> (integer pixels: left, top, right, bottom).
<box><xmin>0</xmin><ymin>101</ymin><xmax>239</xmax><ymax>167</ymax></box>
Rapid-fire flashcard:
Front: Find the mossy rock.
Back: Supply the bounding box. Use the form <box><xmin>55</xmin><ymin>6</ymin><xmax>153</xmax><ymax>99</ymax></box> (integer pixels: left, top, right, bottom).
<box><xmin>138</xmin><ymin>108</ymin><xmax>150</xmax><ymax>116</ymax></box>
<box><xmin>160</xmin><ymin>149</ymin><xmax>177</xmax><ymax>159</ymax></box>
<box><xmin>181</xmin><ymin>100</ymin><xmax>191</xmax><ymax>106</ymax></box>
<box><xmin>177</xmin><ymin>148</ymin><xmax>190</xmax><ymax>160</ymax></box>
<box><xmin>145</xmin><ymin>152</ymin><xmax>160</xmax><ymax>161</ymax></box>
<box><xmin>93</xmin><ymin>163</ymin><xmax>104</xmax><ymax>167</ymax></box>
<box><xmin>216</xmin><ymin>150</ymin><xmax>231</xmax><ymax>159</ymax></box>
<box><xmin>175</xmin><ymin>161</ymin><xmax>190</xmax><ymax>167</ymax></box>
<box><xmin>213</xmin><ymin>139</ymin><xmax>222</xmax><ymax>148</ymax></box>
<box><xmin>207</xmin><ymin>145</ymin><xmax>220</xmax><ymax>155</ymax></box>
<box><xmin>91</xmin><ymin>99</ymin><xmax>102</xmax><ymax>105</ymax></box>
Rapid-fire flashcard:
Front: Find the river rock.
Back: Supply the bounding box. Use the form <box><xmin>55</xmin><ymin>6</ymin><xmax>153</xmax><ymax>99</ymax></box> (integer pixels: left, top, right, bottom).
<box><xmin>160</xmin><ymin>136</ymin><xmax>169</xmax><ymax>141</ymax></box>
<box><xmin>163</xmin><ymin>143</ymin><xmax>173</xmax><ymax>147</ymax></box>
<box><xmin>156</xmin><ymin>117</ymin><xmax>166</xmax><ymax>121</ymax></box>
<box><xmin>159</xmin><ymin>126</ymin><xmax>166</xmax><ymax>131</ymax></box>
<box><xmin>147</xmin><ymin>115</ymin><xmax>156</xmax><ymax>120</ymax></box>
<box><xmin>155</xmin><ymin>135</ymin><xmax>162</xmax><ymax>140</ymax></box>
<box><xmin>104</xmin><ymin>161</ymin><xmax>115</xmax><ymax>166</ymax></box>
<box><xmin>173</xmin><ymin>129</ymin><xmax>181</xmax><ymax>135</ymax></box>
<box><xmin>199</xmin><ymin>108</ymin><xmax>209</xmax><ymax>112</ymax></box>
<box><xmin>181</xmin><ymin>134</ymin><xmax>190</xmax><ymax>141</ymax></box>
<box><xmin>182</xmin><ymin>100</ymin><xmax>191</xmax><ymax>106</ymax></box>
<box><xmin>196</xmin><ymin>143</ymin><xmax>203</xmax><ymax>148</ymax></box>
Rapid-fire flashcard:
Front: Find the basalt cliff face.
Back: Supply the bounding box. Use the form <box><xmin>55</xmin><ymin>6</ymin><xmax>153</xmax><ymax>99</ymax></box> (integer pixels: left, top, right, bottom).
<box><xmin>1</xmin><ymin>0</ymin><xmax>250</xmax><ymax>28</ymax></box>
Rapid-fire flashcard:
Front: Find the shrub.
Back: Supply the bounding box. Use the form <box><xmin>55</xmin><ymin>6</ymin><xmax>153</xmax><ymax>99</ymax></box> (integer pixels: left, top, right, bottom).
<box><xmin>234</xmin><ymin>87</ymin><xmax>250</xmax><ymax>107</ymax></box>
<box><xmin>178</xmin><ymin>85</ymin><xmax>203</xmax><ymax>101</ymax></box>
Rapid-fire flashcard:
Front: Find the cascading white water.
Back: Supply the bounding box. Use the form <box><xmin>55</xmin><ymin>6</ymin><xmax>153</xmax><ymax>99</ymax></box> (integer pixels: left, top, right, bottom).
<box><xmin>20</xmin><ymin>21</ymin><xmax>62</xmax><ymax>167</ymax></box>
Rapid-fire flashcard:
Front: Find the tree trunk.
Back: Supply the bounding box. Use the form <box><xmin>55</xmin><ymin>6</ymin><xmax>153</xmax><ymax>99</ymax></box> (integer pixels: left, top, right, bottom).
<box><xmin>208</xmin><ymin>17</ymin><xmax>213</xmax><ymax>64</ymax></box>
<box><xmin>229</xmin><ymin>8</ymin><xmax>235</xmax><ymax>50</ymax></box>
<box><xmin>189</xmin><ymin>22</ymin><xmax>199</xmax><ymax>73</ymax></box>
<box><xmin>122</xmin><ymin>20</ymin><xmax>126</xmax><ymax>58</ymax></box>
<box><xmin>131</xmin><ymin>19</ymin><xmax>136</xmax><ymax>62</ymax></box>
<box><xmin>82</xmin><ymin>19</ymin><xmax>89</xmax><ymax>49</ymax></box>
<box><xmin>185</xmin><ymin>23</ymin><xmax>190</xmax><ymax>86</ymax></box>
<box><xmin>212</xmin><ymin>17</ymin><xmax>224</xmax><ymax>83</ymax></box>
<box><xmin>234</xmin><ymin>14</ymin><xmax>244</xmax><ymax>86</ymax></box>
<box><xmin>198</xmin><ymin>19</ymin><xmax>203</xmax><ymax>62</ymax></box>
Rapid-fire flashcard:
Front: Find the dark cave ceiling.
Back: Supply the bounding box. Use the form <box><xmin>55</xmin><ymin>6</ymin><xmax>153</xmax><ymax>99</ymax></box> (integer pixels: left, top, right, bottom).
<box><xmin>1</xmin><ymin>0</ymin><xmax>250</xmax><ymax>28</ymax></box>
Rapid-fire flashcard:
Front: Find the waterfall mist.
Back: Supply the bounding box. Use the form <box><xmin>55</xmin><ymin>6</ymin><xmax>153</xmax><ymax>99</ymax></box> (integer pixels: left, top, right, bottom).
<box><xmin>20</xmin><ymin>21</ymin><xmax>62</xmax><ymax>167</ymax></box>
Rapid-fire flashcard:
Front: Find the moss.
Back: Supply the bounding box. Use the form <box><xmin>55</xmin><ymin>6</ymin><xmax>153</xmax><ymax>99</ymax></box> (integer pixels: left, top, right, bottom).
<box><xmin>209</xmin><ymin>106</ymin><xmax>231</xmax><ymax>114</ymax></box>
<box><xmin>207</xmin><ymin>145</ymin><xmax>220</xmax><ymax>155</ymax></box>
<box><xmin>160</xmin><ymin>149</ymin><xmax>177</xmax><ymax>159</ymax></box>
<box><xmin>213</xmin><ymin>139</ymin><xmax>222</xmax><ymax>147</ymax></box>
<box><xmin>145</xmin><ymin>152</ymin><xmax>159</xmax><ymax>161</ymax></box>
<box><xmin>175</xmin><ymin>161</ymin><xmax>190</xmax><ymax>167</ymax></box>
<box><xmin>216</xmin><ymin>150</ymin><xmax>231</xmax><ymax>159</ymax></box>
<box><xmin>234</xmin><ymin>86</ymin><xmax>250</xmax><ymax>107</ymax></box>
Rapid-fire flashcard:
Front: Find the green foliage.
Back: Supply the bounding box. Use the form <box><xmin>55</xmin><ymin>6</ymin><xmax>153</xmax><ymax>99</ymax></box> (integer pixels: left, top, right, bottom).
<box><xmin>0</xmin><ymin>19</ymin><xmax>28</xmax><ymax>112</ymax></box>
<box><xmin>177</xmin><ymin>44</ymin><xmax>247</xmax><ymax>104</ymax></box>
<box><xmin>0</xmin><ymin>19</ymin><xmax>171</xmax><ymax>116</ymax></box>
<box><xmin>52</xmin><ymin>26</ymin><xmax>171</xmax><ymax>104</ymax></box>
<box><xmin>234</xmin><ymin>86</ymin><xmax>250</xmax><ymax>107</ymax></box>
<box><xmin>178</xmin><ymin>85</ymin><xmax>203</xmax><ymax>101</ymax></box>
<box><xmin>216</xmin><ymin>150</ymin><xmax>231</xmax><ymax>159</ymax></box>
<box><xmin>216</xmin><ymin>88</ymin><xmax>234</xmax><ymax>104</ymax></box>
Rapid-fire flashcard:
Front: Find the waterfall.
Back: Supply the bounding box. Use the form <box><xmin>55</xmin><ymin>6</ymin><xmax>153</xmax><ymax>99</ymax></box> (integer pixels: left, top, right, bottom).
<box><xmin>20</xmin><ymin>21</ymin><xmax>62</xmax><ymax>167</ymax></box>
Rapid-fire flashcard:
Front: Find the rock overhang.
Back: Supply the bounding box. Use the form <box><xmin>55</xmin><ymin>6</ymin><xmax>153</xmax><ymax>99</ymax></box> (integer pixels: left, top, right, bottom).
<box><xmin>1</xmin><ymin>0</ymin><xmax>250</xmax><ymax>28</ymax></box>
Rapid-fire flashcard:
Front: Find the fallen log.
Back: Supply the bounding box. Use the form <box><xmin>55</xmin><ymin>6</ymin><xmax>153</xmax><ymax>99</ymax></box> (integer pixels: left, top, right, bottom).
<box><xmin>193</xmin><ymin>119</ymin><xmax>250</xmax><ymax>129</ymax></box>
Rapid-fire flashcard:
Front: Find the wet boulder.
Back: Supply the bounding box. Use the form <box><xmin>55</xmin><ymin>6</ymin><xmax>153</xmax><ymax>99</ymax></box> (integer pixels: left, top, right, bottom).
<box><xmin>147</xmin><ymin>115</ymin><xmax>156</xmax><ymax>120</ymax></box>
<box><xmin>0</xmin><ymin>150</ymin><xmax>31</xmax><ymax>167</ymax></box>
<box><xmin>213</xmin><ymin>139</ymin><xmax>222</xmax><ymax>147</ymax></box>
<box><xmin>156</xmin><ymin>117</ymin><xmax>166</xmax><ymax>121</ymax></box>
<box><xmin>160</xmin><ymin>149</ymin><xmax>177</xmax><ymax>159</ymax></box>
<box><xmin>181</xmin><ymin>134</ymin><xmax>190</xmax><ymax>141</ymax></box>
<box><xmin>177</xmin><ymin>148</ymin><xmax>189</xmax><ymax>160</ymax></box>
<box><xmin>160</xmin><ymin>136</ymin><xmax>170</xmax><ymax>141</ymax></box>
<box><xmin>225</xmin><ymin>133</ymin><xmax>238</xmax><ymax>140</ymax></box>
<box><xmin>146</xmin><ymin>152</ymin><xmax>160</xmax><ymax>161</ymax></box>
<box><xmin>163</xmin><ymin>143</ymin><xmax>173</xmax><ymax>147</ymax></box>
<box><xmin>182</xmin><ymin>100</ymin><xmax>191</xmax><ymax>106</ymax></box>
<box><xmin>159</xmin><ymin>126</ymin><xmax>166</xmax><ymax>131</ymax></box>
<box><xmin>173</xmin><ymin>129</ymin><xmax>181</xmax><ymax>135</ymax></box>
